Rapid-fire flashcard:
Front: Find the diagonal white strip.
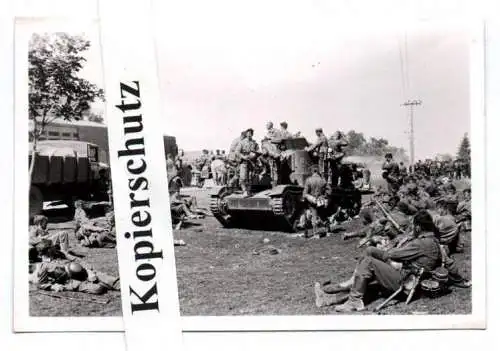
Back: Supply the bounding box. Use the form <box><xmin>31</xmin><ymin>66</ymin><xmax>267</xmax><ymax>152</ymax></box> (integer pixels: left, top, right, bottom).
<box><xmin>98</xmin><ymin>0</ymin><xmax>183</xmax><ymax>349</ymax></box>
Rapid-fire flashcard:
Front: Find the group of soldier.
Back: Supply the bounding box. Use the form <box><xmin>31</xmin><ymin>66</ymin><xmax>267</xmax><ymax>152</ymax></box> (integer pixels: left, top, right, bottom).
<box><xmin>413</xmin><ymin>158</ymin><xmax>471</xmax><ymax>179</ymax></box>
<box><xmin>311</xmin><ymin>152</ymin><xmax>472</xmax><ymax>312</ymax></box>
<box><xmin>29</xmin><ymin>194</ymin><xmax>120</xmax><ymax>296</ymax></box>
<box><xmin>169</xmin><ymin>124</ymin><xmax>473</xmax><ymax>313</ymax></box>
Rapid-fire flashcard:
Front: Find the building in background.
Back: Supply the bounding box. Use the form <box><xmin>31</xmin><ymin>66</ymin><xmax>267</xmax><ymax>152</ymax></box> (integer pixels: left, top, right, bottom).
<box><xmin>29</xmin><ymin>118</ymin><xmax>178</xmax><ymax>167</ymax></box>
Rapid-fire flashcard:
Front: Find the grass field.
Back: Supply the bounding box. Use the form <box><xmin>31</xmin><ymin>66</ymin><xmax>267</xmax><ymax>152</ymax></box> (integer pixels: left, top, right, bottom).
<box><xmin>174</xmin><ymin>185</ymin><xmax>471</xmax><ymax>316</ymax></box>
<box><xmin>30</xmin><ymin>179</ymin><xmax>472</xmax><ymax>317</ymax></box>
<box><xmin>29</xmin><ymin>219</ymin><xmax>122</xmax><ymax>317</ymax></box>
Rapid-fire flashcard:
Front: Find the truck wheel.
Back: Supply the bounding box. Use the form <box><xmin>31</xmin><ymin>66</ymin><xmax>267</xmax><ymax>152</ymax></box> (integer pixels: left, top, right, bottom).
<box><xmin>29</xmin><ymin>185</ymin><xmax>43</xmax><ymax>219</ymax></box>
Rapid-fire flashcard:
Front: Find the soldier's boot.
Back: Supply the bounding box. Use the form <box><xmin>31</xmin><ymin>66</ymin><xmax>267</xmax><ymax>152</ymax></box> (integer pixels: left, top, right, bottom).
<box><xmin>314</xmin><ymin>282</ymin><xmax>349</xmax><ymax>308</ymax></box>
<box><xmin>323</xmin><ymin>274</ymin><xmax>355</xmax><ymax>294</ymax></box>
<box><xmin>335</xmin><ymin>275</ymin><xmax>367</xmax><ymax>312</ymax></box>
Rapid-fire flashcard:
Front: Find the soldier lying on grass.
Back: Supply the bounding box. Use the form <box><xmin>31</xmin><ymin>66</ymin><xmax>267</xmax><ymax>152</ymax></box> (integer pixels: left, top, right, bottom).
<box><xmin>29</xmin><ymin>260</ymin><xmax>120</xmax><ymax>295</ymax></box>
<box><xmin>74</xmin><ymin>200</ymin><xmax>116</xmax><ymax>248</ymax></box>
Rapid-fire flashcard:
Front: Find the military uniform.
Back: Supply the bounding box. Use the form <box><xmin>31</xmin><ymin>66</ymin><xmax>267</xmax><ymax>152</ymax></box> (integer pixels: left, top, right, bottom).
<box><xmin>29</xmin><ymin>226</ymin><xmax>69</xmax><ymax>253</ymax></box>
<box><xmin>433</xmin><ymin>213</ymin><xmax>464</xmax><ymax>254</ymax></box>
<box><xmin>74</xmin><ymin>205</ymin><xmax>116</xmax><ymax>248</ymax></box>
<box><xmin>260</xmin><ymin>140</ymin><xmax>282</xmax><ymax>186</ymax></box>
<box><xmin>329</xmin><ymin>136</ymin><xmax>348</xmax><ymax>186</ymax></box>
<box><xmin>279</xmin><ymin>128</ymin><xmax>292</xmax><ymax>138</ymax></box>
<box><xmin>382</xmin><ymin>160</ymin><xmax>401</xmax><ymax>194</ymax></box>
<box><xmin>456</xmin><ymin>198</ymin><xmax>471</xmax><ymax>232</ymax></box>
<box><xmin>29</xmin><ymin>260</ymin><xmax>120</xmax><ymax>295</ymax></box>
<box><xmin>299</xmin><ymin>172</ymin><xmax>330</xmax><ymax>235</ymax></box>
<box><xmin>235</xmin><ymin>137</ymin><xmax>259</xmax><ymax>194</ymax></box>
<box><xmin>335</xmin><ymin>231</ymin><xmax>442</xmax><ymax>312</ymax></box>
<box><xmin>308</xmin><ymin>133</ymin><xmax>329</xmax><ymax>181</ymax></box>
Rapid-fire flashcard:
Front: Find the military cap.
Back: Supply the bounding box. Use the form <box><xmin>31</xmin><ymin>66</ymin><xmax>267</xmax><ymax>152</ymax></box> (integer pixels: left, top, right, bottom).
<box><xmin>463</xmin><ymin>187</ymin><xmax>471</xmax><ymax>193</ymax></box>
<box><xmin>280</xmin><ymin>121</ymin><xmax>288</xmax><ymax>127</ymax></box>
<box><xmin>385</xmin><ymin>153</ymin><xmax>393</xmax><ymax>159</ymax></box>
<box><xmin>246</xmin><ymin>128</ymin><xmax>254</xmax><ymax>134</ymax></box>
<box><xmin>315</xmin><ymin>128</ymin><xmax>323</xmax><ymax>133</ymax></box>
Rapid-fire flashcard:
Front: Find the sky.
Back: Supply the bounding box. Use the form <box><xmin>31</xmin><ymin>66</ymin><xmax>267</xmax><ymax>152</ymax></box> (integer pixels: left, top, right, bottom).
<box><xmin>154</xmin><ymin>1</ymin><xmax>472</xmax><ymax>160</ymax></box>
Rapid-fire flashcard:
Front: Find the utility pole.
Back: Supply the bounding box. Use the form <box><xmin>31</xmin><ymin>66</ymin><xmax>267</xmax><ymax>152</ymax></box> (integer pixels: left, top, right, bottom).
<box><xmin>401</xmin><ymin>99</ymin><xmax>422</xmax><ymax>171</ymax></box>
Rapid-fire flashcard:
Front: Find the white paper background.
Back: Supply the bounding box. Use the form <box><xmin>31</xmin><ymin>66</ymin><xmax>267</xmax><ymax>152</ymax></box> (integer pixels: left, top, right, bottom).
<box><xmin>2</xmin><ymin>0</ymin><xmax>499</xmax><ymax>350</ymax></box>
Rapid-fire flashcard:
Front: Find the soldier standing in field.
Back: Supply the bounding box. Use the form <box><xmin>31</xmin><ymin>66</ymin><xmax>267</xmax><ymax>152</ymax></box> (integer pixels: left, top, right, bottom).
<box><xmin>382</xmin><ymin>153</ymin><xmax>401</xmax><ymax>194</ymax></box>
<box><xmin>329</xmin><ymin>131</ymin><xmax>349</xmax><ymax>186</ymax></box>
<box><xmin>306</xmin><ymin>128</ymin><xmax>330</xmax><ymax>182</ymax></box>
<box><xmin>234</xmin><ymin>128</ymin><xmax>259</xmax><ymax>196</ymax></box>
<box><xmin>298</xmin><ymin>164</ymin><xmax>331</xmax><ymax>237</ymax></box>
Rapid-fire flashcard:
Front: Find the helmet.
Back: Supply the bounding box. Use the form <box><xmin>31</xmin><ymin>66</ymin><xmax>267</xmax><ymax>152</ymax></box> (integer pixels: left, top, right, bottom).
<box><xmin>65</xmin><ymin>262</ymin><xmax>88</xmax><ymax>281</ymax></box>
<box><xmin>420</xmin><ymin>279</ymin><xmax>442</xmax><ymax>298</ymax></box>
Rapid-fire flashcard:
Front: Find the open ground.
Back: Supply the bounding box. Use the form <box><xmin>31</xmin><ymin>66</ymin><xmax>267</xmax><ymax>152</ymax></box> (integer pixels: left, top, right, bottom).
<box><xmin>174</xmin><ymin>183</ymin><xmax>471</xmax><ymax>316</ymax></box>
<box><xmin>29</xmin><ymin>180</ymin><xmax>471</xmax><ymax>317</ymax></box>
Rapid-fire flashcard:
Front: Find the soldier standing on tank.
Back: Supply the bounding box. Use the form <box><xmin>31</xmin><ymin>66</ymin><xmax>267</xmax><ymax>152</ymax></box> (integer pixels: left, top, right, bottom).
<box><xmin>279</xmin><ymin>121</ymin><xmax>292</xmax><ymax>138</ymax></box>
<box><xmin>260</xmin><ymin>137</ymin><xmax>282</xmax><ymax>186</ymax></box>
<box><xmin>306</xmin><ymin>128</ymin><xmax>330</xmax><ymax>182</ymax></box>
<box><xmin>235</xmin><ymin>128</ymin><xmax>259</xmax><ymax>196</ymax></box>
<box><xmin>265</xmin><ymin>121</ymin><xmax>280</xmax><ymax>139</ymax></box>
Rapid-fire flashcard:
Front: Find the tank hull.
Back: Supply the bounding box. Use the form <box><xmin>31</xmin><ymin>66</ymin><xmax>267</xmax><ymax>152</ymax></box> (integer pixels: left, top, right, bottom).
<box><xmin>210</xmin><ymin>185</ymin><xmax>304</xmax><ymax>232</ymax></box>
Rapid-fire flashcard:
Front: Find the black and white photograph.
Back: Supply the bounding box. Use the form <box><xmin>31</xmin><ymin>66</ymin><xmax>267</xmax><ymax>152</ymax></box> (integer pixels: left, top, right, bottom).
<box><xmin>14</xmin><ymin>19</ymin><xmax>123</xmax><ymax>331</ymax></box>
<box><xmin>153</xmin><ymin>1</ymin><xmax>485</xmax><ymax>329</ymax></box>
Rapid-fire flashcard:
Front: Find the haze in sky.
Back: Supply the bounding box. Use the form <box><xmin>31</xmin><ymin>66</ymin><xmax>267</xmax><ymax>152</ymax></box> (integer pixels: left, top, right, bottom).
<box><xmin>155</xmin><ymin>2</ymin><xmax>471</xmax><ymax>160</ymax></box>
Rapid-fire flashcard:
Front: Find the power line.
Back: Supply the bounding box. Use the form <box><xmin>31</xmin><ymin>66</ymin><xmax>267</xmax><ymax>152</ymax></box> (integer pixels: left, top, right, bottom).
<box><xmin>401</xmin><ymin>99</ymin><xmax>422</xmax><ymax>169</ymax></box>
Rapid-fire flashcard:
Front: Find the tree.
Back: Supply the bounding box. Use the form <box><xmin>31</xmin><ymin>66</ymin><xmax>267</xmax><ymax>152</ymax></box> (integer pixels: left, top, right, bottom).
<box><xmin>457</xmin><ymin>133</ymin><xmax>471</xmax><ymax>161</ymax></box>
<box><xmin>28</xmin><ymin>33</ymin><xmax>104</xmax><ymax>184</ymax></box>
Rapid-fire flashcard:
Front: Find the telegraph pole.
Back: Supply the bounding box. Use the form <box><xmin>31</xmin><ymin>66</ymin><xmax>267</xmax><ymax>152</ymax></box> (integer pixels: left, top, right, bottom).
<box><xmin>401</xmin><ymin>99</ymin><xmax>422</xmax><ymax>170</ymax></box>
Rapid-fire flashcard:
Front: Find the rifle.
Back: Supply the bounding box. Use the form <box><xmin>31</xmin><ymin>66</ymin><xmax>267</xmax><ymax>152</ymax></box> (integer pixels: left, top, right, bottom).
<box><xmin>33</xmin><ymin>290</ymin><xmax>109</xmax><ymax>305</ymax></box>
<box><xmin>373</xmin><ymin>198</ymin><xmax>404</xmax><ymax>234</ymax></box>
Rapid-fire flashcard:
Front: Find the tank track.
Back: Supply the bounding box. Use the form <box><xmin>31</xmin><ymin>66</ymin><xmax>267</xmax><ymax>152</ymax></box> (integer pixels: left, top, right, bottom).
<box><xmin>209</xmin><ymin>190</ymin><xmax>232</xmax><ymax>227</ymax></box>
<box><xmin>270</xmin><ymin>189</ymin><xmax>303</xmax><ymax>231</ymax></box>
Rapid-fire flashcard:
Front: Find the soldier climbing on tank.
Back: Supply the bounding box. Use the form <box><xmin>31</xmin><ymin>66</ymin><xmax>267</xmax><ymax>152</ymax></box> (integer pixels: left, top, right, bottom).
<box><xmin>306</xmin><ymin>128</ymin><xmax>329</xmax><ymax>181</ymax></box>
<box><xmin>259</xmin><ymin>136</ymin><xmax>283</xmax><ymax>187</ymax></box>
<box><xmin>234</xmin><ymin>128</ymin><xmax>259</xmax><ymax>196</ymax></box>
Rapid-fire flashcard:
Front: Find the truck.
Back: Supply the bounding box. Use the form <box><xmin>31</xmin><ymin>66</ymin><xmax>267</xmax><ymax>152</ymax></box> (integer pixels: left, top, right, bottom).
<box><xmin>29</xmin><ymin>140</ymin><xmax>110</xmax><ymax>219</ymax></box>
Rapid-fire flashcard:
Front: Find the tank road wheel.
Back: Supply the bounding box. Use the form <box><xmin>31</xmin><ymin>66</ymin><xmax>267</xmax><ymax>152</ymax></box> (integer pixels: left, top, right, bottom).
<box><xmin>209</xmin><ymin>186</ymin><xmax>233</xmax><ymax>227</ymax></box>
<box><xmin>29</xmin><ymin>185</ymin><xmax>43</xmax><ymax>220</ymax></box>
<box><xmin>271</xmin><ymin>189</ymin><xmax>302</xmax><ymax>232</ymax></box>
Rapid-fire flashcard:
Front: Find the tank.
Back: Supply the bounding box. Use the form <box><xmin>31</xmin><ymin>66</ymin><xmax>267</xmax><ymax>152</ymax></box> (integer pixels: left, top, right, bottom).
<box><xmin>210</xmin><ymin>137</ymin><xmax>372</xmax><ymax>232</ymax></box>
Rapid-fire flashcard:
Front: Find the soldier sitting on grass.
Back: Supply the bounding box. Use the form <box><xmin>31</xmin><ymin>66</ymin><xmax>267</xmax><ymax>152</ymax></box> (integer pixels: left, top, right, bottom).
<box><xmin>314</xmin><ymin>210</ymin><xmax>471</xmax><ymax>311</ymax></box>
<box><xmin>169</xmin><ymin>179</ymin><xmax>205</xmax><ymax>230</ymax></box>
<box><xmin>74</xmin><ymin>201</ymin><xmax>116</xmax><ymax>248</ymax></box>
<box><xmin>29</xmin><ymin>215</ymin><xmax>82</xmax><ymax>261</ymax></box>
